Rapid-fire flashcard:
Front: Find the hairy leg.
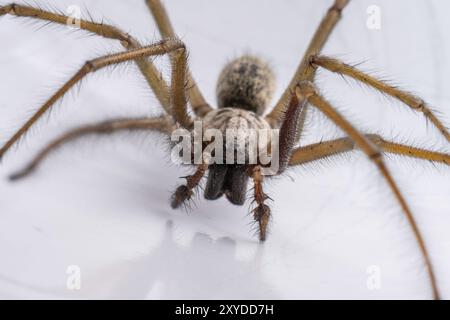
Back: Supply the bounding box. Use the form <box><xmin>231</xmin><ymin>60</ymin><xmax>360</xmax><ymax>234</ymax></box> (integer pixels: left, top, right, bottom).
<box><xmin>0</xmin><ymin>3</ymin><xmax>171</xmax><ymax>112</ymax></box>
<box><xmin>289</xmin><ymin>135</ymin><xmax>450</xmax><ymax>166</ymax></box>
<box><xmin>296</xmin><ymin>80</ymin><xmax>440</xmax><ymax>300</ymax></box>
<box><xmin>171</xmin><ymin>163</ymin><xmax>208</xmax><ymax>209</ymax></box>
<box><xmin>311</xmin><ymin>55</ymin><xmax>450</xmax><ymax>142</ymax></box>
<box><xmin>252</xmin><ymin>166</ymin><xmax>271</xmax><ymax>242</ymax></box>
<box><xmin>0</xmin><ymin>39</ymin><xmax>192</xmax><ymax>160</ymax></box>
<box><xmin>9</xmin><ymin>116</ymin><xmax>173</xmax><ymax>180</ymax></box>
<box><xmin>171</xmin><ymin>43</ymin><xmax>194</xmax><ymax>128</ymax></box>
<box><xmin>145</xmin><ymin>0</ymin><xmax>212</xmax><ymax>117</ymax></box>
<box><xmin>266</xmin><ymin>0</ymin><xmax>350</xmax><ymax>126</ymax></box>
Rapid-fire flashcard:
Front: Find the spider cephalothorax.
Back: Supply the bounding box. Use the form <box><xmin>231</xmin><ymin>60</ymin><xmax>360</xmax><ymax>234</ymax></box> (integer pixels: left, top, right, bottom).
<box><xmin>1</xmin><ymin>0</ymin><xmax>449</xmax><ymax>299</ymax></box>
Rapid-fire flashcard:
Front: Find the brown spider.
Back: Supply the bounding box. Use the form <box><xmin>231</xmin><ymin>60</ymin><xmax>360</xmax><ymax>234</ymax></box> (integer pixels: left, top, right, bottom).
<box><xmin>0</xmin><ymin>0</ymin><xmax>449</xmax><ymax>299</ymax></box>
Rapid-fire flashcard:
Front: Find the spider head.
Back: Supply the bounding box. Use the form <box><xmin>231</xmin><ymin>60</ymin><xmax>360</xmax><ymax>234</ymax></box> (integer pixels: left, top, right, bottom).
<box><xmin>216</xmin><ymin>55</ymin><xmax>275</xmax><ymax>116</ymax></box>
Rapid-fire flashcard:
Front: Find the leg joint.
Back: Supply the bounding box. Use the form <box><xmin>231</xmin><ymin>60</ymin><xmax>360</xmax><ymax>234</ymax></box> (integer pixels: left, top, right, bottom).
<box><xmin>173</xmin><ymin>42</ymin><xmax>187</xmax><ymax>57</ymax></box>
<box><xmin>1</xmin><ymin>3</ymin><xmax>17</xmax><ymax>15</ymax></box>
<box><xmin>369</xmin><ymin>150</ymin><xmax>383</xmax><ymax>162</ymax></box>
<box><xmin>295</xmin><ymin>81</ymin><xmax>317</xmax><ymax>100</ymax></box>
<box><xmin>366</xmin><ymin>134</ymin><xmax>383</xmax><ymax>145</ymax></box>
<box><xmin>114</xmin><ymin>30</ymin><xmax>135</xmax><ymax>48</ymax></box>
<box><xmin>83</xmin><ymin>60</ymin><xmax>96</xmax><ymax>72</ymax></box>
<box><xmin>308</xmin><ymin>54</ymin><xmax>320</xmax><ymax>69</ymax></box>
<box><xmin>177</xmin><ymin>41</ymin><xmax>186</xmax><ymax>51</ymax></box>
<box><xmin>160</xmin><ymin>38</ymin><xmax>185</xmax><ymax>53</ymax></box>
<box><xmin>414</xmin><ymin>101</ymin><xmax>427</xmax><ymax>113</ymax></box>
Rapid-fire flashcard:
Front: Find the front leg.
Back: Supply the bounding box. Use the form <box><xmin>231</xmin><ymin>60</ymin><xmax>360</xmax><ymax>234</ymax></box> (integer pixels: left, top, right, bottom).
<box><xmin>311</xmin><ymin>55</ymin><xmax>450</xmax><ymax>143</ymax></box>
<box><xmin>0</xmin><ymin>3</ymin><xmax>171</xmax><ymax>112</ymax></box>
<box><xmin>0</xmin><ymin>39</ymin><xmax>191</xmax><ymax>160</ymax></box>
<box><xmin>171</xmin><ymin>163</ymin><xmax>208</xmax><ymax>209</ymax></box>
<box><xmin>266</xmin><ymin>0</ymin><xmax>350</xmax><ymax>125</ymax></box>
<box><xmin>8</xmin><ymin>117</ymin><xmax>173</xmax><ymax>181</ymax></box>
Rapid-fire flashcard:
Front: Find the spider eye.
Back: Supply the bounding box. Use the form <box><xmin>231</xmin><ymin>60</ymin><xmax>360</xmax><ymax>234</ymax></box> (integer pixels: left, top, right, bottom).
<box><xmin>216</xmin><ymin>55</ymin><xmax>275</xmax><ymax>115</ymax></box>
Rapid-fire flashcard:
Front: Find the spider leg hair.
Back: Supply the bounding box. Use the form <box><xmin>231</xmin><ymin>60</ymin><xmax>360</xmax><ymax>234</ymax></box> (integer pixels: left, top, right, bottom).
<box><xmin>295</xmin><ymin>80</ymin><xmax>440</xmax><ymax>300</ymax></box>
<box><xmin>311</xmin><ymin>55</ymin><xmax>450</xmax><ymax>143</ymax></box>
<box><xmin>145</xmin><ymin>0</ymin><xmax>212</xmax><ymax>117</ymax></box>
<box><xmin>289</xmin><ymin>135</ymin><xmax>450</xmax><ymax>166</ymax></box>
<box><xmin>266</xmin><ymin>0</ymin><xmax>350</xmax><ymax>126</ymax></box>
<box><xmin>251</xmin><ymin>166</ymin><xmax>271</xmax><ymax>242</ymax></box>
<box><xmin>0</xmin><ymin>39</ymin><xmax>192</xmax><ymax>160</ymax></box>
<box><xmin>9</xmin><ymin>116</ymin><xmax>173</xmax><ymax>181</ymax></box>
<box><xmin>0</xmin><ymin>3</ymin><xmax>171</xmax><ymax>113</ymax></box>
<box><xmin>171</xmin><ymin>163</ymin><xmax>208</xmax><ymax>209</ymax></box>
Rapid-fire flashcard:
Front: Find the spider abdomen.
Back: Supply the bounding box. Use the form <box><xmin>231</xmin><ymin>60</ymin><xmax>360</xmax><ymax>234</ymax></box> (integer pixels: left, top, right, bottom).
<box><xmin>216</xmin><ymin>55</ymin><xmax>275</xmax><ymax>115</ymax></box>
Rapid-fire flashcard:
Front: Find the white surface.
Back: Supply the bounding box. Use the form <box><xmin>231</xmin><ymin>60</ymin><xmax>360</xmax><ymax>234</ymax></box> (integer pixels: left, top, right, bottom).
<box><xmin>0</xmin><ymin>0</ymin><xmax>449</xmax><ymax>299</ymax></box>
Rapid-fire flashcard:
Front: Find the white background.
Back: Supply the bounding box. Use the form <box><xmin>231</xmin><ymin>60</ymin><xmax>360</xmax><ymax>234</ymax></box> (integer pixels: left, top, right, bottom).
<box><xmin>0</xmin><ymin>0</ymin><xmax>449</xmax><ymax>299</ymax></box>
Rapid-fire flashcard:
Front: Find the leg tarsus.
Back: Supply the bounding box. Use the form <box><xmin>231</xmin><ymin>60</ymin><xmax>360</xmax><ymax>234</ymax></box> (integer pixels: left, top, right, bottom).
<box><xmin>253</xmin><ymin>203</ymin><xmax>271</xmax><ymax>242</ymax></box>
<box><xmin>171</xmin><ymin>185</ymin><xmax>193</xmax><ymax>209</ymax></box>
<box><xmin>0</xmin><ymin>3</ymin><xmax>172</xmax><ymax>112</ymax></box>
<box><xmin>0</xmin><ymin>40</ymin><xmax>186</xmax><ymax>159</ymax></box>
<box><xmin>171</xmin><ymin>164</ymin><xmax>208</xmax><ymax>209</ymax></box>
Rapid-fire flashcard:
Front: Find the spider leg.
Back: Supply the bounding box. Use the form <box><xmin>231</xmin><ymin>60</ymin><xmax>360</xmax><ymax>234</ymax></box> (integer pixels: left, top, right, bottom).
<box><xmin>0</xmin><ymin>3</ymin><xmax>171</xmax><ymax>112</ymax></box>
<box><xmin>9</xmin><ymin>116</ymin><xmax>173</xmax><ymax>181</ymax></box>
<box><xmin>251</xmin><ymin>166</ymin><xmax>271</xmax><ymax>242</ymax></box>
<box><xmin>171</xmin><ymin>163</ymin><xmax>208</xmax><ymax>209</ymax></box>
<box><xmin>0</xmin><ymin>39</ymin><xmax>193</xmax><ymax>160</ymax></box>
<box><xmin>145</xmin><ymin>0</ymin><xmax>212</xmax><ymax>117</ymax></box>
<box><xmin>289</xmin><ymin>135</ymin><xmax>450</xmax><ymax>166</ymax></box>
<box><xmin>266</xmin><ymin>0</ymin><xmax>350</xmax><ymax>126</ymax></box>
<box><xmin>296</xmin><ymin>80</ymin><xmax>440</xmax><ymax>300</ymax></box>
<box><xmin>311</xmin><ymin>56</ymin><xmax>450</xmax><ymax>143</ymax></box>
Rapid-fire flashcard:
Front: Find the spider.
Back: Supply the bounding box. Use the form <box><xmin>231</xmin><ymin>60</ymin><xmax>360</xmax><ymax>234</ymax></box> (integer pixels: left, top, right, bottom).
<box><xmin>1</xmin><ymin>0</ymin><xmax>449</xmax><ymax>299</ymax></box>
